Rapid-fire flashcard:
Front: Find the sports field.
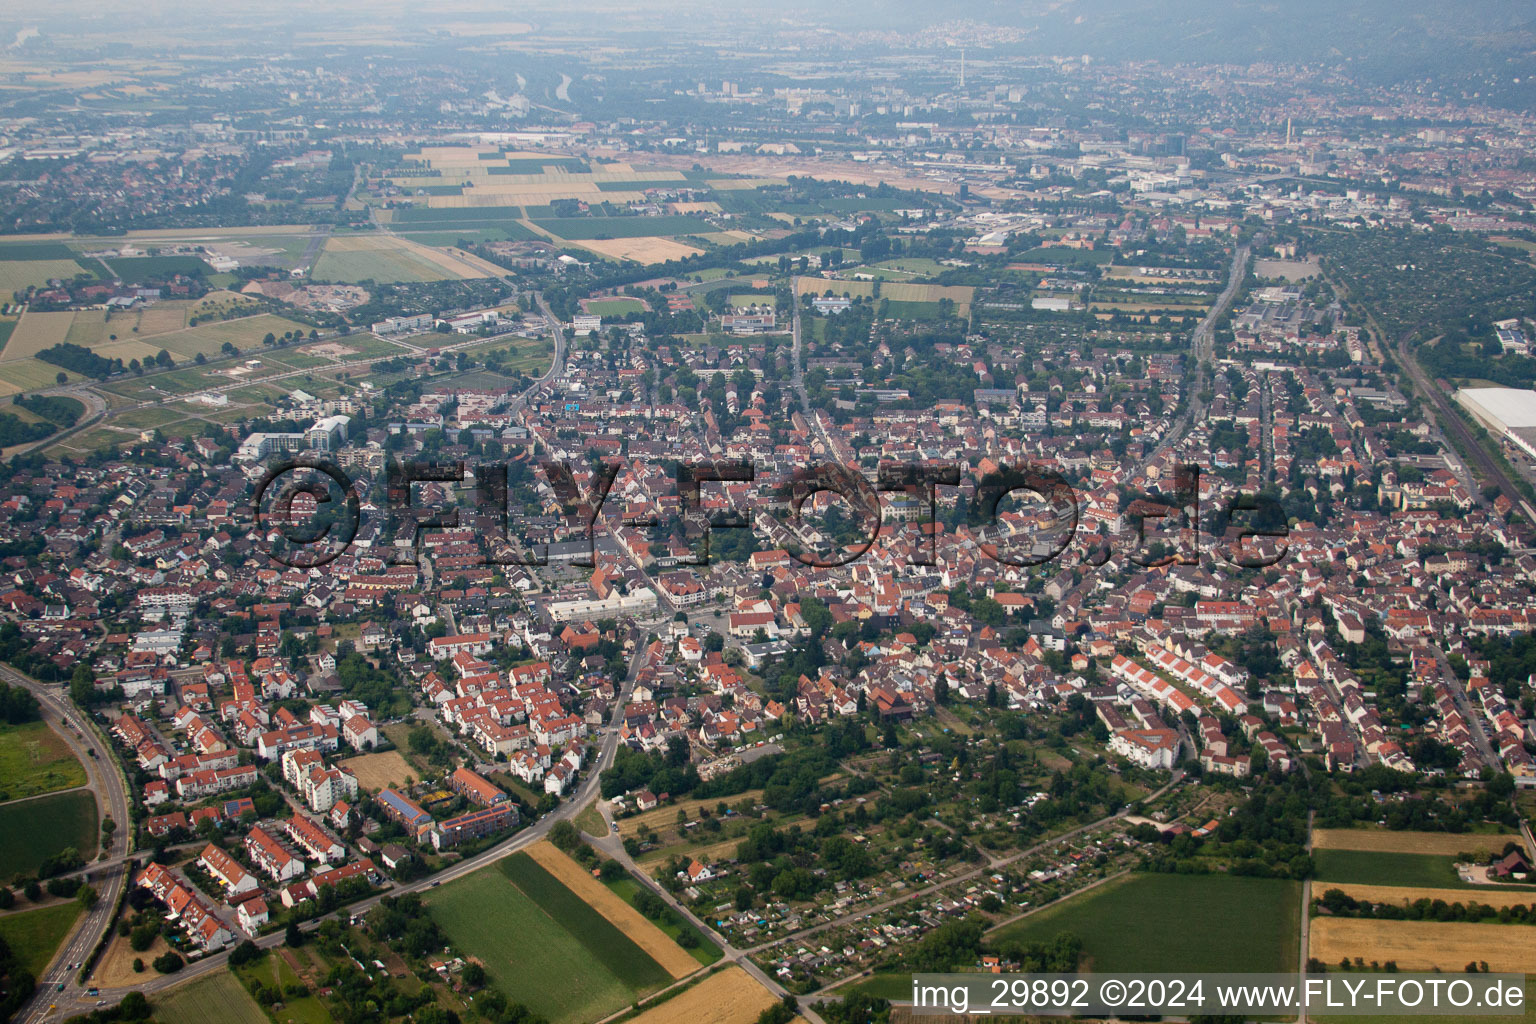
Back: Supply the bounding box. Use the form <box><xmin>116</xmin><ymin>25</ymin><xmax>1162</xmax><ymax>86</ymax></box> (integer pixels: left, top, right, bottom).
<box><xmin>0</xmin><ymin>901</ymin><xmax>83</xmax><ymax>977</ymax></box>
<box><xmin>794</xmin><ymin>276</ymin><xmax>974</xmax><ymax>315</ymax></box>
<box><xmin>0</xmin><ymin>720</ymin><xmax>86</xmax><ymax>801</ymax></box>
<box><xmin>988</xmin><ymin>873</ymin><xmax>1299</xmax><ymax>973</ymax></box>
<box><xmin>584</xmin><ymin>297</ymin><xmax>647</xmax><ymax>316</ymax></box>
<box><xmin>154</xmin><ymin>968</ymin><xmax>269</xmax><ymax>1024</ymax></box>
<box><xmin>1312</xmin><ymin>849</ymin><xmax>1517</xmax><ymax>890</ymax></box>
<box><xmin>428</xmin><ymin>851</ymin><xmax>673</xmax><ymax>1024</ymax></box>
<box><xmin>0</xmin><ymin>788</ymin><xmax>98</xmax><ymax>877</ymax></box>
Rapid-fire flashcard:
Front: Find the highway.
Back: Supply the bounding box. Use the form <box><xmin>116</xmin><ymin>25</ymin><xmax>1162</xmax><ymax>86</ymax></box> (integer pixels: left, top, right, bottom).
<box><xmin>0</xmin><ymin>667</ymin><xmax>133</xmax><ymax>1024</ymax></box>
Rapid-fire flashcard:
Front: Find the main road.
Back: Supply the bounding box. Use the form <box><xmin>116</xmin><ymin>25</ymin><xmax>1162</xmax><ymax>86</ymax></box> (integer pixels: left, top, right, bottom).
<box><xmin>2</xmin><ymin>666</ymin><xmax>133</xmax><ymax>1024</ymax></box>
<box><xmin>1132</xmin><ymin>244</ymin><xmax>1249</xmax><ymax>477</ymax></box>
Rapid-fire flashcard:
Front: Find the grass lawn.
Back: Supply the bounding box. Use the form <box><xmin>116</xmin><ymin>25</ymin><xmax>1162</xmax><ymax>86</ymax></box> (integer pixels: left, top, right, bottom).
<box><xmin>1312</xmin><ymin>849</ymin><xmax>1513</xmax><ymax>890</ymax></box>
<box><xmin>0</xmin><ymin>901</ymin><xmax>82</xmax><ymax>977</ymax></box>
<box><xmin>0</xmin><ymin>721</ymin><xmax>85</xmax><ymax>801</ymax></box>
<box><xmin>585</xmin><ymin>297</ymin><xmax>646</xmax><ymax>316</ymax></box>
<box><xmin>428</xmin><ymin>853</ymin><xmax>671</xmax><ymax>1024</ymax></box>
<box><xmin>155</xmin><ymin>968</ymin><xmax>270</xmax><ymax>1024</ymax></box>
<box><xmin>0</xmin><ymin>789</ymin><xmax>98</xmax><ymax>878</ymax></box>
<box><xmin>234</xmin><ymin>951</ymin><xmax>335</xmax><ymax>1024</ymax></box>
<box><xmin>988</xmin><ymin>873</ymin><xmax>1300</xmax><ymax>973</ymax></box>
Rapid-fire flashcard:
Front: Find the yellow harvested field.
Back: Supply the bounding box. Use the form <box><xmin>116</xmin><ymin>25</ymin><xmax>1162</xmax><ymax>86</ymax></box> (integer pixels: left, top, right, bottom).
<box><xmin>623</xmin><ymin>967</ymin><xmax>777</xmax><ymax>1024</ymax></box>
<box><xmin>1309</xmin><ymin>917</ymin><xmax>1536</xmax><ymax>972</ymax></box>
<box><xmin>619</xmin><ymin>789</ymin><xmax>764</xmax><ymax>838</ymax></box>
<box><xmin>1312</xmin><ymin>829</ymin><xmax>1524</xmax><ymax>856</ymax></box>
<box><xmin>0</xmin><ymin>259</ymin><xmax>89</xmax><ymax>296</ymax></box>
<box><xmin>314</xmin><ymin>235</ymin><xmax>495</xmax><ymax>282</ymax></box>
<box><xmin>576</xmin><ymin>237</ymin><xmax>705</xmax><ymax>264</ymax></box>
<box><xmin>338</xmin><ymin>750</ymin><xmax>417</xmax><ymax>791</ymax></box>
<box><xmin>3</xmin><ymin>310</ymin><xmax>74</xmax><ymax>361</ymax></box>
<box><xmin>94</xmin><ymin>340</ymin><xmax>174</xmax><ymax>365</ymax></box>
<box><xmin>523</xmin><ymin>841</ymin><xmax>699</xmax><ymax>978</ymax></box>
<box><xmin>670</xmin><ymin>202</ymin><xmax>723</xmax><ymax>214</ymax></box>
<box><xmin>130</xmin><ymin>305</ymin><xmax>185</xmax><ymax>336</ymax></box>
<box><xmin>1317</xmin><ymin>882</ymin><xmax>1536</xmax><ymax>910</ymax></box>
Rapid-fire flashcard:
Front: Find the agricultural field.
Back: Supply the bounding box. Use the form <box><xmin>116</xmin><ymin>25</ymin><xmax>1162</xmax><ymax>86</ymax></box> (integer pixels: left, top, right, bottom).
<box><xmin>988</xmin><ymin>873</ymin><xmax>1299</xmax><ymax>973</ymax></box>
<box><xmin>311</xmin><ymin>235</ymin><xmax>497</xmax><ymax>283</ymax></box>
<box><xmin>601</xmin><ymin>875</ymin><xmax>722</xmax><ymax>965</ymax></box>
<box><xmin>428</xmin><ymin>851</ymin><xmax>672</xmax><ymax>1024</ymax></box>
<box><xmin>622</xmin><ymin>967</ymin><xmax>776</xmax><ymax>1024</ymax></box>
<box><xmin>532</xmin><ymin>216</ymin><xmax>713</xmax><ymax>240</ymax></box>
<box><xmin>338</xmin><ymin>751</ymin><xmax>417</xmax><ymax>791</ymax></box>
<box><xmin>1314</xmin><ymin>881</ymin><xmax>1536</xmax><ymax>910</ymax></box>
<box><xmin>104</xmin><ymin>255</ymin><xmax>213</xmax><ymax>281</ymax></box>
<box><xmin>0</xmin><ymin>259</ymin><xmax>94</xmax><ymax>296</ymax></box>
<box><xmin>0</xmin><ymin>901</ymin><xmax>83</xmax><ymax>978</ymax></box>
<box><xmin>1312</xmin><ymin>849</ymin><xmax>1520</xmax><ymax>890</ymax></box>
<box><xmin>0</xmin><ymin>720</ymin><xmax>86</xmax><ymax>801</ymax></box>
<box><xmin>0</xmin><ymin>788</ymin><xmax>98</xmax><ymax>877</ymax></box>
<box><xmin>1311</xmin><ymin>829</ymin><xmax>1524</xmax><ymax>857</ymax></box>
<box><xmin>1309</xmin><ymin>917</ymin><xmax>1536</xmax><ymax>973</ymax></box>
<box><xmin>1</xmin><ymin>310</ymin><xmax>75</xmax><ymax>361</ymax></box>
<box><xmin>576</xmin><ymin>238</ymin><xmax>705</xmax><ymax>264</ymax></box>
<box><xmin>154</xmin><ymin>968</ymin><xmax>269</xmax><ymax>1024</ymax></box>
<box><xmin>523</xmin><ymin>841</ymin><xmax>699</xmax><ymax>977</ymax></box>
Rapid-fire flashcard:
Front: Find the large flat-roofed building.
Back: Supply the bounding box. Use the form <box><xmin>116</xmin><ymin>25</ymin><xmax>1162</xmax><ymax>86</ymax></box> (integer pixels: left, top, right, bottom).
<box><xmin>1455</xmin><ymin>387</ymin><xmax>1536</xmax><ymax>459</ymax></box>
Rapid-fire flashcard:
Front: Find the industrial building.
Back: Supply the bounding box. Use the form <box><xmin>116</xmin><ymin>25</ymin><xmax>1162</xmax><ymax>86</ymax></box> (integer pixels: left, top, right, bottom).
<box><xmin>1455</xmin><ymin>387</ymin><xmax>1536</xmax><ymax>459</ymax></box>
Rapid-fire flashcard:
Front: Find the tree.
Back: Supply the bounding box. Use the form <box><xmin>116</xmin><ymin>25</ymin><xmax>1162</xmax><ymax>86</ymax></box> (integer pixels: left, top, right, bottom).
<box><xmin>285</xmin><ymin>921</ymin><xmax>304</xmax><ymax>947</ymax></box>
<box><xmin>152</xmin><ymin>950</ymin><xmax>184</xmax><ymax>974</ymax></box>
<box><xmin>462</xmin><ymin>962</ymin><xmax>486</xmax><ymax>987</ymax></box>
<box><xmin>118</xmin><ymin>991</ymin><xmax>150</xmax><ymax>1020</ymax></box>
<box><xmin>55</xmin><ymin>372</ymin><xmax>67</xmax><ymax>385</ymax></box>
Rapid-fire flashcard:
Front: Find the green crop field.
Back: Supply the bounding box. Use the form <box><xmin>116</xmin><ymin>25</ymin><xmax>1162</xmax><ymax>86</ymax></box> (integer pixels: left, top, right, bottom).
<box><xmin>428</xmin><ymin>853</ymin><xmax>671</xmax><ymax>1024</ymax></box>
<box><xmin>989</xmin><ymin>873</ymin><xmax>1300</xmax><ymax>973</ymax></box>
<box><xmin>532</xmin><ymin>215</ymin><xmax>711</xmax><ymax>240</ymax></box>
<box><xmin>0</xmin><ymin>243</ymin><xmax>76</xmax><ymax>261</ymax></box>
<box><xmin>0</xmin><ymin>902</ymin><xmax>83</xmax><ymax>978</ymax></box>
<box><xmin>104</xmin><ymin>255</ymin><xmax>212</xmax><ymax>282</ymax></box>
<box><xmin>1312</xmin><ymin>849</ymin><xmax>1510</xmax><ymax>890</ymax></box>
<box><xmin>0</xmin><ymin>721</ymin><xmax>86</xmax><ymax>801</ymax></box>
<box><xmin>155</xmin><ymin>969</ymin><xmax>270</xmax><ymax>1024</ymax></box>
<box><xmin>0</xmin><ymin>789</ymin><xmax>98</xmax><ymax>878</ymax></box>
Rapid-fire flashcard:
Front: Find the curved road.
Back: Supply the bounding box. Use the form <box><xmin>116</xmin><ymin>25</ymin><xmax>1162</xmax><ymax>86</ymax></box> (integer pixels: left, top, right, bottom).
<box><xmin>1</xmin><ymin>667</ymin><xmax>133</xmax><ymax>1024</ymax></box>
